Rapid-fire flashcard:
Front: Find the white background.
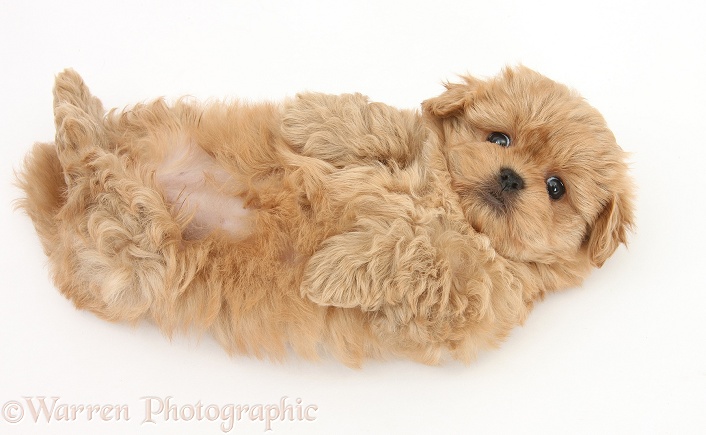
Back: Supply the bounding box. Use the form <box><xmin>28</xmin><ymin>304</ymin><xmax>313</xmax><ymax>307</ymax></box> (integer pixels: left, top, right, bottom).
<box><xmin>1</xmin><ymin>1</ymin><xmax>705</xmax><ymax>434</ymax></box>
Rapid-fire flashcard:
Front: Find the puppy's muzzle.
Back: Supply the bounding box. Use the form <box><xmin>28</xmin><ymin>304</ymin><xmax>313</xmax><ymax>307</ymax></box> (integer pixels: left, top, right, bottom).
<box><xmin>481</xmin><ymin>167</ymin><xmax>525</xmax><ymax>211</ymax></box>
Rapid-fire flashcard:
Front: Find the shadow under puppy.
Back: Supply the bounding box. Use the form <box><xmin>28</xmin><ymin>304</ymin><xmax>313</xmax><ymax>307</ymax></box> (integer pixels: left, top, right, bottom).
<box><xmin>17</xmin><ymin>66</ymin><xmax>634</xmax><ymax>366</ymax></box>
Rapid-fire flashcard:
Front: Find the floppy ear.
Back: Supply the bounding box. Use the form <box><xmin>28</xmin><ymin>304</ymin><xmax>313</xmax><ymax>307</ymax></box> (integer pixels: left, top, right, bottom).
<box><xmin>586</xmin><ymin>193</ymin><xmax>635</xmax><ymax>267</ymax></box>
<box><xmin>421</xmin><ymin>77</ymin><xmax>479</xmax><ymax>118</ymax></box>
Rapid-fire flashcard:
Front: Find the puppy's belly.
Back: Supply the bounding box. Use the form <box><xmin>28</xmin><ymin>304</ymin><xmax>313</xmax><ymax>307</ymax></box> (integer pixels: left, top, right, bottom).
<box><xmin>155</xmin><ymin>138</ymin><xmax>251</xmax><ymax>239</ymax></box>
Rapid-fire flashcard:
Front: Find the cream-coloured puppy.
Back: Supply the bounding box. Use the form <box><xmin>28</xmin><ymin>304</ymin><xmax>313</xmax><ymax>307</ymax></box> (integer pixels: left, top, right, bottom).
<box><xmin>17</xmin><ymin>67</ymin><xmax>634</xmax><ymax>366</ymax></box>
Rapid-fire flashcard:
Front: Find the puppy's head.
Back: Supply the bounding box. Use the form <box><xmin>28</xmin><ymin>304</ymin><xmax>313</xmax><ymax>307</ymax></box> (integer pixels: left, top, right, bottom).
<box><xmin>423</xmin><ymin>66</ymin><xmax>634</xmax><ymax>273</ymax></box>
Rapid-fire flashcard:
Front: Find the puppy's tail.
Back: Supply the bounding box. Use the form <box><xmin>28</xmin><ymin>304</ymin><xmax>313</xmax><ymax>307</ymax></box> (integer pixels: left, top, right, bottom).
<box><xmin>15</xmin><ymin>142</ymin><xmax>66</xmax><ymax>256</ymax></box>
<box><xmin>52</xmin><ymin>69</ymin><xmax>107</xmax><ymax>180</ymax></box>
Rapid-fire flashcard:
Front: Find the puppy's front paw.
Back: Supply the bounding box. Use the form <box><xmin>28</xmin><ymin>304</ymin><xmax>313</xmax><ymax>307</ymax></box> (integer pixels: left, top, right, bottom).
<box><xmin>282</xmin><ymin>92</ymin><xmax>424</xmax><ymax>168</ymax></box>
<box><xmin>300</xmin><ymin>219</ymin><xmax>441</xmax><ymax>312</ymax></box>
<box><xmin>282</xmin><ymin>92</ymin><xmax>370</xmax><ymax>167</ymax></box>
<box><xmin>301</xmin><ymin>230</ymin><xmax>384</xmax><ymax>311</ymax></box>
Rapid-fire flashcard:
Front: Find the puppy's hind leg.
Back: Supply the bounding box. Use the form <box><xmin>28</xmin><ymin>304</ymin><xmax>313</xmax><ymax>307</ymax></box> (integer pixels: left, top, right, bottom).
<box><xmin>46</xmin><ymin>71</ymin><xmax>215</xmax><ymax>326</ymax></box>
<box><xmin>52</xmin><ymin>69</ymin><xmax>107</xmax><ymax>185</ymax></box>
<box><xmin>16</xmin><ymin>70</ymin><xmax>106</xmax><ymax>266</ymax></box>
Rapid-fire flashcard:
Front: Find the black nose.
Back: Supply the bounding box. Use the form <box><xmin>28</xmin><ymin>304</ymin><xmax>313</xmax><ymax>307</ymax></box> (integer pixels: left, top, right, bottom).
<box><xmin>499</xmin><ymin>168</ymin><xmax>524</xmax><ymax>192</ymax></box>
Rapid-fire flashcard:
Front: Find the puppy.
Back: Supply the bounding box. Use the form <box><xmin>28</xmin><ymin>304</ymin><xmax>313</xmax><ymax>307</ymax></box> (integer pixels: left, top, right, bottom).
<box><xmin>17</xmin><ymin>66</ymin><xmax>634</xmax><ymax>366</ymax></box>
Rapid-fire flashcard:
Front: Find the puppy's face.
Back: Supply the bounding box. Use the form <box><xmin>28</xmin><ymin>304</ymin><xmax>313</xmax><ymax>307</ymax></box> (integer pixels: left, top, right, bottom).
<box><xmin>423</xmin><ymin>67</ymin><xmax>634</xmax><ymax>269</ymax></box>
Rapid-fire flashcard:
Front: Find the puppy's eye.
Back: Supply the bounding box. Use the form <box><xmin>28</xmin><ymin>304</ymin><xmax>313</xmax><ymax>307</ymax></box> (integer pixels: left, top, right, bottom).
<box><xmin>487</xmin><ymin>132</ymin><xmax>511</xmax><ymax>147</ymax></box>
<box><xmin>546</xmin><ymin>176</ymin><xmax>565</xmax><ymax>200</ymax></box>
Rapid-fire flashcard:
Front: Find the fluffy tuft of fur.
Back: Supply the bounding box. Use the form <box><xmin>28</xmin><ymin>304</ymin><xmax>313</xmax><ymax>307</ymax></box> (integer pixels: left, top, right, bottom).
<box><xmin>16</xmin><ymin>67</ymin><xmax>634</xmax><ymax>366</ymax></box>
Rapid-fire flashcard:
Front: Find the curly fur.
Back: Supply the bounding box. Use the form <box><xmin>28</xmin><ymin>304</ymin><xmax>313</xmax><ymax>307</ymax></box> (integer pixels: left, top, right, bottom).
<box><xmin>16</xmin><ymin>67</ymin><xmax>634</xmax><ymax>366</ymax></box>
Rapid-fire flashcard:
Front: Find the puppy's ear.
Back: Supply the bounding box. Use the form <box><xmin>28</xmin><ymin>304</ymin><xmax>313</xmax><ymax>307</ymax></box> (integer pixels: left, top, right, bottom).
<box><xmin>422</xmin><ymin>77</ymin><xmax>479</xmax><ymax>118</ymax></box>
<box><xmin>586</xmin><ymin>193</ymin><xmax>635</xmax><ymax>267</ymax></box>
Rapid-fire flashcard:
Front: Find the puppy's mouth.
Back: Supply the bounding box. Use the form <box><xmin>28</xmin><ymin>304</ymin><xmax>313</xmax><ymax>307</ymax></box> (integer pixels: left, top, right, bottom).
<box><xmin>481</xmin><ymin>187</ymin><xmax>510</xmax><ymax>212</ymax></box>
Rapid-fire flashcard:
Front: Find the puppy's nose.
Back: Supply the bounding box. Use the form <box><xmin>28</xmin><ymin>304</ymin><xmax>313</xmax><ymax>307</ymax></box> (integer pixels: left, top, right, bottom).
<box><xmin>499</xmin><ymin>168</ymin><xmax>524</xmax><ymax>192</ymax></box>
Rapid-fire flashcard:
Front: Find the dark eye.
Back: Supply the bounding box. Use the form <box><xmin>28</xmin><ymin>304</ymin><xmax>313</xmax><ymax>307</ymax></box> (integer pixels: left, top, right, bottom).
<box><xmin>546</xmin><ymin>176</ymin><xmax>565</xmax><ymax>200</ymax></box>
<box><xmin>487</xmin><ymin>132</ymin><xmax>511</xmax><ymax>147</ymax></box>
